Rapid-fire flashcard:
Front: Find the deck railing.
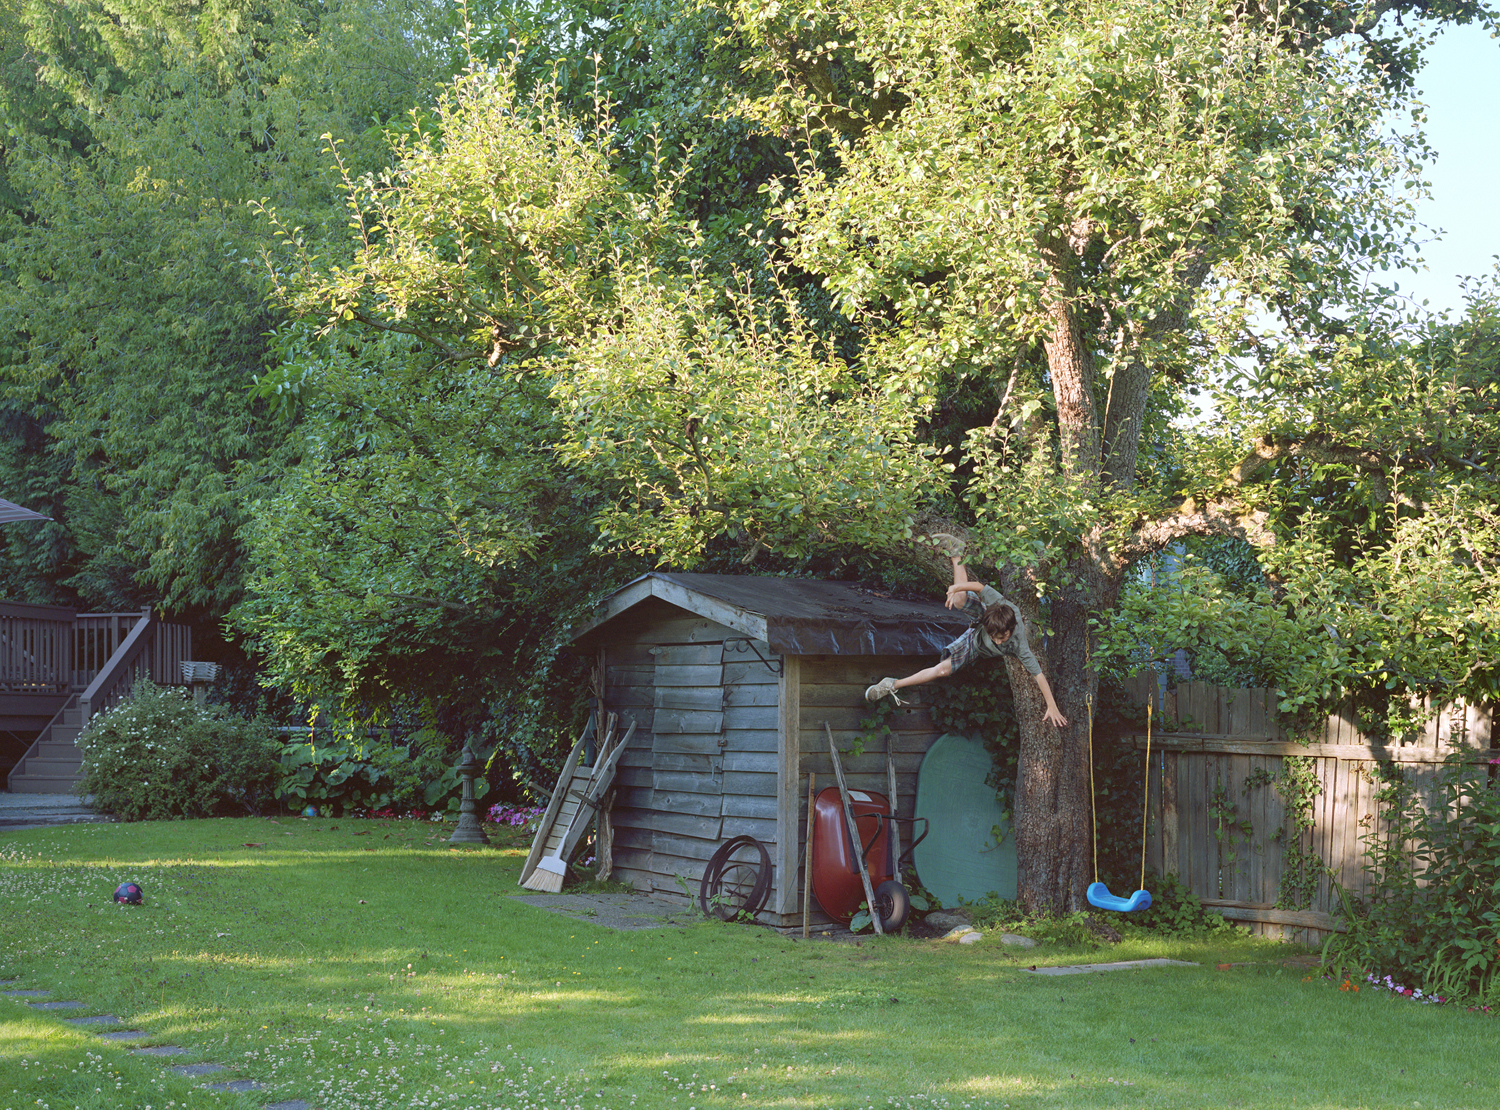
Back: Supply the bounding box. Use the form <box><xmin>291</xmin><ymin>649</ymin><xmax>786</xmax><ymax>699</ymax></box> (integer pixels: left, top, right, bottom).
<box><xmin>79</xmin><ymin>612</ymin><xmax>190</xmax><ymax>720</ymax></box>
<box><xmin>0</xmin><ymin>602</ymin><xmax>77</xmax><ymax>694</ymax></box>
<box><xmin>0</xmin><ymin>603</ymin><xmax>161</xmax><ymax>695</ymax></box>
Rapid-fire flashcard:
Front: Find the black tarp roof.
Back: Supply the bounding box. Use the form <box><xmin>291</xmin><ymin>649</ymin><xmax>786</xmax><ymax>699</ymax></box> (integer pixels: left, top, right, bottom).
<box><xmin>568</xmin><ymin>572</ymin><xmax>970</xmax><ymax>657</ymax></box>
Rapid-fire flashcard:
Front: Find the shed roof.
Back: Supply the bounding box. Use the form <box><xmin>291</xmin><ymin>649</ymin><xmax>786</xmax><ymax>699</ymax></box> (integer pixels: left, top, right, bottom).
<box><xmin>568</xmin><ymin>572</ymin><xmax>969</xmax><ymax>657</ymax></box>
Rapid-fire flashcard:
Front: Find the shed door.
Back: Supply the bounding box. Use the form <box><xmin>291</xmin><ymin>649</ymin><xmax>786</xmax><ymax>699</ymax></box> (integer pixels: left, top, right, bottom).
<box><xmin>647</xmin><ymin>642</ymin><xmax>726</xmax><ymax>896</ymax></box>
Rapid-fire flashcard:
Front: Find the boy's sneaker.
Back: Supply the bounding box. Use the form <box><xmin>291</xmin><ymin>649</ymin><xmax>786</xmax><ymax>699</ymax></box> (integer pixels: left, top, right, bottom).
<box><xmin>928</xmin><ymin>532</ymin><xmax>966</xmax><ymax>558</ymax></box>
<box><xmin>864</xmin><ymin>677</ymin><xmax>905</xmax><ymax>705</ymax></box>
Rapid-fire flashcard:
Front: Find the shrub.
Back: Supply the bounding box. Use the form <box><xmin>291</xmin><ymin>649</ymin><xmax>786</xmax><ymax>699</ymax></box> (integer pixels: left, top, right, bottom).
<box><xmin>77</xmin><ymin>681</ymin><xmax>281</xmax><ymax>820</ymax></box>
<box><xmin>958</xmin><ymin>871</ymin><xmax>1241</xmax><ymax>941</ymax></box>
<box><xmin>1132</xmin><ymin>871</ymin><xmax>1242</xmax><ymax>936</ymax></box>
<box><xmin>1324</xmin><ymin>755</ymin><xmax>1500</xmax><ymax>1005</ymax></box>
<box><xmin>276</xmin><ymin>728</ymin><xmax>472</xmax><ymax>818</ymax></box>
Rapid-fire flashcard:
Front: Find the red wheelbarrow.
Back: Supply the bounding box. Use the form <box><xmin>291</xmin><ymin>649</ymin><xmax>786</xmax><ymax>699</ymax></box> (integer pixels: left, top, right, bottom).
<box><xmin>809</xmin><ymin>785</ymin><xmax>926</xmax><ymax>931</ymax></box>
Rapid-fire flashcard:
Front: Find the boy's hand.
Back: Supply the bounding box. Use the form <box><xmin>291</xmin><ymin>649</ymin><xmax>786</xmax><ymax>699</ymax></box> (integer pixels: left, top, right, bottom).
<box><xmin>1043</xmin><ymin>706</ymin><xmax>1069</xmax><ymax>729</ymax></box>
<box><xmin>944</xmin><ymin>583</ymin><xmax>971</xmax><ymax>609</ymax></box>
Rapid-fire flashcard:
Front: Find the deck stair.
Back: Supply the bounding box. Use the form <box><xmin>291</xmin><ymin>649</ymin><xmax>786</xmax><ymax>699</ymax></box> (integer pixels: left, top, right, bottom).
<box><xmin>3</xmin><ymin>604</ymin><xmax>192</xmax><ymax>794</ymax></box>
<box><xmin>7</xmin><ymin>696</ymin><xmax>84</xmax><ymax>793</ymax></box>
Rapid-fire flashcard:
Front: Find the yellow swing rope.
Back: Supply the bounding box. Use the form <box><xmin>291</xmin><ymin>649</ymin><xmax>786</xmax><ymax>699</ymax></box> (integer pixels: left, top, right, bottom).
<box><xmin>1140</xmin><ymin>700</ymin><xmax>1152</xmax><ymax>894</ymax></box>
<box><xmin>1087</xmin><ymin>695</ymin><xmax>1098</xmax><ymax>885</ymax></box>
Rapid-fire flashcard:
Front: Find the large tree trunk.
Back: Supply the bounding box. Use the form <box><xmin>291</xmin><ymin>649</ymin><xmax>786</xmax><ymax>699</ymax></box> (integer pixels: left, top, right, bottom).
<box><xmin>1005</xmin><ymin>562</ymin><xmax>1114</xmax><ymax>913</ymax></box>
<box><xmin>1006</xmin><ymin>245</ymin><xmax>1122</xmax><ymax>913</ymax></box>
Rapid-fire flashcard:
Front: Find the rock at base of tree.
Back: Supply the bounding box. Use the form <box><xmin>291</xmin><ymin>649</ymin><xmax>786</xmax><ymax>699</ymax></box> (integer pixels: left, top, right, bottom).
<box><xmin>999</xmin><ymin>933</ymin><xmax>1038</xmax><ymax>948</ymax></box>
<box><xmin>925</xmin><ymin>910</ymin><xmax>974</xmax><ymax>932</ymax></box>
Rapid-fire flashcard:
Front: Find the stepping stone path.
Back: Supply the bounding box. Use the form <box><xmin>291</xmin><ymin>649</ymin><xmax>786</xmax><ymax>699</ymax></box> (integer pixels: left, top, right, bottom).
<box><xmin>65</xmin><ymin>1014</ymin><xmax>123</xmax><ymax>1026</ymax></box>
<box><xmin>2</xmin><ymin>983</ymin><xmax>310</xmax><ymax>1108</ymax></box>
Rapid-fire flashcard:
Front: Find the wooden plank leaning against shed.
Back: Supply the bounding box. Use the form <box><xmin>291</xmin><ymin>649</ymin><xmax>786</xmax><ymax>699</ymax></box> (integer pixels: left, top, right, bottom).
<box><xmin>775</xmin><ymin>655</ymin><xmax>801</xmax><ymax>918</ymax></box>
<box><xmin>518</xmin><ymin>723</ymin><xmax>590</xmax><ymax>889</ymax></box>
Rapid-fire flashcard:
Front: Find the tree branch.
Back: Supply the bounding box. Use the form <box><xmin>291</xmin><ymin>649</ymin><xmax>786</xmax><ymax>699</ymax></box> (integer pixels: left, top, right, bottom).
<box><xmin>1112</xmin><ymin>433</ymin><xmax>1390</xmax><ymax>571</ymax></box>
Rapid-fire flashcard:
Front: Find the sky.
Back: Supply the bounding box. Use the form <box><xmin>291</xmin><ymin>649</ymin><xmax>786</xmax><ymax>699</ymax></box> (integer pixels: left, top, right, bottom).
<box><xmin>1393</xmin><ymin>23</ymin><xmax>1500</xmax><ymax>316</ymax></box>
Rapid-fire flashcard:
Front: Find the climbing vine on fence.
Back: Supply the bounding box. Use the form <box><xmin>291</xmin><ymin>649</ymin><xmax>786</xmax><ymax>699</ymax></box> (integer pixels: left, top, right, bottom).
<box><xmin>1274</xmin><ymin>756</ymin><xmax>1324</xmax><ymax>910</ymax></box>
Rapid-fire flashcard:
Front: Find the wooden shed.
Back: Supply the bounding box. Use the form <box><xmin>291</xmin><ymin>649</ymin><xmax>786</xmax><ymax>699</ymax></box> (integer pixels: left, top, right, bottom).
<box><xmin>567</xmin><ymin>572</ymin><xmax>972</xmax><ymax>928</ymax></box>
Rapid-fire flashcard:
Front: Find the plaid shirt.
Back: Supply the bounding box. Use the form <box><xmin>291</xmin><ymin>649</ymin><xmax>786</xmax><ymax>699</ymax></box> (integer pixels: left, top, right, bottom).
<box><xmin>939</xmin><ymin>587</ymin><xmax>1041</xmax><ymax>676</ymax></box>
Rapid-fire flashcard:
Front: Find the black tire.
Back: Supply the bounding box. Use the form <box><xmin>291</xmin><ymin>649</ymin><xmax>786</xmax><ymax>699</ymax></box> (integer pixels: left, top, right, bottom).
<box><xmin>699</xmin><ymin>836</ymin><xmax>772</xmax><ymax>921</ymax></box>
<box><xmin>873</xmin><ymin>879</ymin><xmax>911</xmax><ymax>932</ymax></box>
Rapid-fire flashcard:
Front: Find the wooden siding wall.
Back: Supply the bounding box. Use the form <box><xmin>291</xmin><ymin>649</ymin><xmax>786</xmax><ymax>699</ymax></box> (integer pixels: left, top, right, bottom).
<box><xmin>1122</xmin><ymin>676</ymin><xmax>1496</xmax><ymax>944</ymax></box>
<box><xmin>796</xmin><ymin>655</ymin><xmax>946</xmax><ymax>928</ymax></box>
<box><xmin>601</xmin><ymin>603</ymin><xmax>782</xmax><ymax>906</ymax></box>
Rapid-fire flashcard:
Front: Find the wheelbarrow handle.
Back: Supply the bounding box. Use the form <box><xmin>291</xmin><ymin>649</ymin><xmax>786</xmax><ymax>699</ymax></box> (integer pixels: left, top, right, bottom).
<box><xmin>897</xmin><ymin>816</ymin><xmax>929</xmax><ymax>868</ymax></box>
<box><xmin>860</xmin><ymin>813</ymin><xmax>930</xmax><ymax>870</ymax></box>
<box><xmin>860</xmin><ymin>812</ymin><xmax>885</xmax><ymax>861</ymax></box>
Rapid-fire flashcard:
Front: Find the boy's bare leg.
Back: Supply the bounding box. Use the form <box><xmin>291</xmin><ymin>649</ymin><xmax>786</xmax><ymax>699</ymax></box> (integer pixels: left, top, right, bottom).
<box><xmin>895</xmin><ymin>658</ymin><xmax>953</xmax><ymax>690</ymax></box>
<box><xmin>865</xmin><ymin>658</ymin><xmax>952</xmax><ymax>703</ymax></box>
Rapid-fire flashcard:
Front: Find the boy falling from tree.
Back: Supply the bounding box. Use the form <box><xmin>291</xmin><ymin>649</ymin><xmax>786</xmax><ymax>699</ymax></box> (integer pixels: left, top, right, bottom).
<box><xmin>864</xmin><ymin>534</ymin><xmax>1068</xmax><ymax>728</ymax></box>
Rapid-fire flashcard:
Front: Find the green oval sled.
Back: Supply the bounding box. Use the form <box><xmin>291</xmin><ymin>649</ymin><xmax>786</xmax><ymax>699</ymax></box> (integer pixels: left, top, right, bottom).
<box><xmin>913</xmin><ymin>732</ymin><xmax>1016</xmax><ymax>905</ymax></box>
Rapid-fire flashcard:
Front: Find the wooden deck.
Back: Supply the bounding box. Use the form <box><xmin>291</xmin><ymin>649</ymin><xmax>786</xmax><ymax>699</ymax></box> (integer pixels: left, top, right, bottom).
<box><xmin>1</xmin><ymin>602</ymin><xmax>192</xmax><ymax>793</ymax></box>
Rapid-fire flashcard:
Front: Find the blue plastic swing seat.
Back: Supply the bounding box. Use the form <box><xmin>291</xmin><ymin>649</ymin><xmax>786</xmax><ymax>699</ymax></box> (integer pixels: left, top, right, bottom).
<box><xmin>1087</xmin><ymin>881</ymin><xmax>1152</xmax><ymax>913</ymax></box>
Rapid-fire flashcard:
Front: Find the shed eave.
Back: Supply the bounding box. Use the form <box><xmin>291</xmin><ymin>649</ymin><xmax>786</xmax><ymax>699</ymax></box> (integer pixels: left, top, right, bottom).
<box><xmin>566</xmin><ymin>573</ymin><xmax>769</xmax><ymax>645</ymax></box>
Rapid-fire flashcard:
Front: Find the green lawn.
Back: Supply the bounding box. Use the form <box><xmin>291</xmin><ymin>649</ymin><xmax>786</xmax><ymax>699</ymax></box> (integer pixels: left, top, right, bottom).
<box><xmin>1</xmin><ymin>816</ymin><xmax>1493</xmax><ymax>1110</ymax></box>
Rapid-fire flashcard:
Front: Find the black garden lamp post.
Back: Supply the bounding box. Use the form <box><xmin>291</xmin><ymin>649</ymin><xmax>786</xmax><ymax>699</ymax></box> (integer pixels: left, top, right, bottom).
<box><xmin>449</xmin><ymin>743</ymin><xmax>490</xmax><ymax>845</ymax></box>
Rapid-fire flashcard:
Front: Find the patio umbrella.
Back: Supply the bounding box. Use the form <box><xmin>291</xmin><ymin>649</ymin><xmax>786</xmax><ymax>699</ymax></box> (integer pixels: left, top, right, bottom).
<box><xmin>0</xmin><ymin>498</ymin><xmax>51</xmax><ymax>524</ymax></box>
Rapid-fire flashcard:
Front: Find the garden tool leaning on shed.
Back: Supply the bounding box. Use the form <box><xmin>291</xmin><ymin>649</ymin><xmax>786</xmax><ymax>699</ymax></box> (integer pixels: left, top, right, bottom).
<box><xmin>519</xmin><ymin>713</ymin><xmax>635</xmax><ymax>892</ymax></box>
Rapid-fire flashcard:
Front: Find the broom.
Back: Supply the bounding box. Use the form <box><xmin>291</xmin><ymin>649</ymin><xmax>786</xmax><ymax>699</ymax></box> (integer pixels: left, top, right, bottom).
<box><xmin>522</xmin><ymin>855</ymin><xmax>568</xmax><ymax>893</ymax></box>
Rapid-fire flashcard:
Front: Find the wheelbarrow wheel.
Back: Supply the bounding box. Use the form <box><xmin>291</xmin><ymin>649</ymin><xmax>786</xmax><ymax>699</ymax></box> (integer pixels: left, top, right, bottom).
<box><xmin>873</xmin><ymin>879</ymin><xmax>911</xmax><ymax>932</ymax></box>
<box><xmin>699</xmin><ymin>836</ymin><xmax>772</xmax><ymax>921</ymax></box>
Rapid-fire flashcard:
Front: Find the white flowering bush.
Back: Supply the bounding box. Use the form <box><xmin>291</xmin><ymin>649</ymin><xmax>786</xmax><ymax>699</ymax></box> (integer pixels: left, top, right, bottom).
<box><xmin>76</xmin><ymin>680</ymin><xmax>281</xmax><ymax>820</ymax></box>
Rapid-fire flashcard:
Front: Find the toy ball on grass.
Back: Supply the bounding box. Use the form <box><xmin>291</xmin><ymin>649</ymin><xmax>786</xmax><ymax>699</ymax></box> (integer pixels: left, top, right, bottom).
<box><xmin>112</xmin><ymin>882</ymin><xmax>144</xmax><ymax>905</ymax></box>
<box><xmin>301</xmin><ymin>805</ymin><xmax>318</xmax><ymax>818</ymax></box>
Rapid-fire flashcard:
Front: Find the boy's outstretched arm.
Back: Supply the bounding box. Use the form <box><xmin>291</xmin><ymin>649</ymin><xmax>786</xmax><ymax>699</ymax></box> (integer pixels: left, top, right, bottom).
<box><xmin>1034</xmin><ymin>673</ymin><xmax>1068</xmax><ymax>729</ymax></box>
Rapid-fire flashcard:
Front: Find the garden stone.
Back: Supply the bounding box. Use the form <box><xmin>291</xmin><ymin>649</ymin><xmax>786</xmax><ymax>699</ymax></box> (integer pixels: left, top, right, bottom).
<box><xmin>28</xmin><ymin>999</ymin><xmax>85</xmax><ymax>1010</ymax></box>
<box><xmin>203</xmin><ymin>1079</ymin><xmax>266</xmax><ymax>1093</ymax></box>
<box><xmin>65</xmin><ymin>1014</ymin><xmax>122</xmax><ymax>1026</ymax></box>
<box><xmin>99</xmin><ymin>1031</ymin><xmax>147</xmax><ymax>1041</ymax></box>
<box><xmin>2</xmin><ymin>989</ymin><xmax>49</xmax><ymax>997</ymax></box>
<box><xmin>999</xmin><ymin>933</ymin><xmax>1038</xmax><ymax>948</ymax></box>
<box><xmin>925</xmin><ymin>910</ymin><xmax>972</xmax><ymax>931</ymax></box>
<box><xmin>132</xmin><ymin>1046</ymin><xmax>189</xmax><ymax>1056</ymax></box>
<box><xmin>169</xmin><ymin>1063</ymin><xmax>227</xmax><ymax>1077</ymax></box>
<box><xmin>265</xmin><ymin>1102</ymin><xmax>312</xmax><ymax>1110</ymax></box>
<box><xmin>938</xmin><ymin>925</ymin><xmax>981</xmax><ymax>943</ymax></box>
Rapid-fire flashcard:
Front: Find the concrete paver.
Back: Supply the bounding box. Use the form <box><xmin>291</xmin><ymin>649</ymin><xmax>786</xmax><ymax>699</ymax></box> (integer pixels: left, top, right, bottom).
<box><xmin>1025</xmin><ymin>958</ymin><xmax>1200</xmax><ymax>975</ymax></box>
<box><xmin>510</xmin><ymin>891</ymin><xmax>701</xmax><ymax>930</ymax></box>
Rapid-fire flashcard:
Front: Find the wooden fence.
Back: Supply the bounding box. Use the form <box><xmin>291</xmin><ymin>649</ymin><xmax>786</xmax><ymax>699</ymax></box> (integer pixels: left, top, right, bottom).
<box><xmin>1119</xmin><ymin>676</ymin><xmax>1496</xmax><ymax>944</ymax></box>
